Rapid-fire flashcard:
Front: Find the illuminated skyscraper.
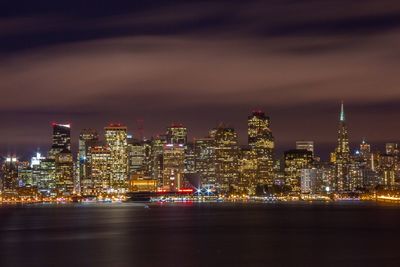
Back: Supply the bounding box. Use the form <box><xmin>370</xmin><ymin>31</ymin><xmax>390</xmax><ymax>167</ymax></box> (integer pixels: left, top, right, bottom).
<box><xmin>334</xmin><ymin>102</ymin><xmax>350</xmax><ymax>191</ymax></box>
<box><xmin>162</xmin><ymin>144</ymin><xmax>185</xmax><ymax>191</ymax></box>
<box><xmin>37</xmin><ymin>159</ymin><xmax>56</xmax><ymax>197</ymax></box>
<box><xmin>1</xmin><ymin>157</ymin><xmax>18</xmax><ymax>197</ymax></box>
<box><xmin>300</xmin><ymin>168</ymin><xmax>323</xmax><ymax>194</ymax></box>
<box><xmin>284</xmin><ymin>149</ymin><xmax>313</xmax><ymax>192</ymax></box>
<box><xmin>247</xmin><ymin>110</ymin><xmax>274</xmax><ymax>184</ymax></box>
<box><xmin>151</xmin><ymin>136</ymin><xmax>166</xmax><ymax>186</ymax></box>
<box><xmin>29</xmin><ymin>152</ymin><xmax>44</xmax><ymax>192</ymax></box>
<box><xmin>31</xmin><ymin>152</ymin><xmax>45</xmax><ymax>168</ymax></box>
<box><xmin>360</xmin><ymin>140</ymin><xmax>371</xmax><ymax>159</ymax></box>
<box><xmin>184</xmin><ymin>143</ymin><xmax>196</xmax><ymax>175</ymax></box>
<box><xmin>385</xmin><ymin>143</ymin><xmax>399</xmax><ymax>156</ymax></box>
<box><xmin>18</xmin><ymin>161</ymin><xmax>33</xmax><ymax>188</ymax></box>
<box><xmin>127</xmin><ymin>136</ymin><xmax>146</xmax><ymax>176</ymax></box>
<box><xmin>238</xmin><ymin>148</ymin><xmax>258</xmax><ymax>194</ymax></box>
<box><xmin>78</xmin><ymin>129</ymin><xmax>99</xmax><ymax>194</ymax></box>
<box><xmin>194</xmin><ymin>137</ymin><xmax>216</xmax><ymax>186</ymax></box>
<box><xmin>379</xmin><ymin>154</ymin><xmax>396</xmax><ymax>188</ymax></box>
<box><xmin>166</xmin><ymin>123</ymin><xmax>187</xmax><ymax>145</ymax></box>
<box><xmin>214</xmin><ymin>125</ymin><xmax>239</xmax><ymax>193</ymax></box>
<box><xmin>104</xmin><ymin>124</ymin><xmax>128</xmax><ymax>193</ymax></box>
<box><xmin>55</xmin><ymin>149</ymin><xmax>74</xmax><ymax>196</ymax></box>
<box><xmin>296</xmin><ymin>141</ymin><xmax>314</xmax><ymax>156</ymax></box>
<box><xmin>49</xmin><ymin>123</ymin><xmax>71</xmax><ymax>158</ymax></box>
<box><xmin>89</xmin><ymin>146</ymin><xmax>111</xmax><ymax>195</ymax></box>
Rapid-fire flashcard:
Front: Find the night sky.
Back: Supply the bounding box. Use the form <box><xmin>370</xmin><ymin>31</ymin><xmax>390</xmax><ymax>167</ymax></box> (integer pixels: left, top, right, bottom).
<box><xmin>1</xmin><ymin>0</ymin><xmax>400</xmax><ymax>159</ymax></box>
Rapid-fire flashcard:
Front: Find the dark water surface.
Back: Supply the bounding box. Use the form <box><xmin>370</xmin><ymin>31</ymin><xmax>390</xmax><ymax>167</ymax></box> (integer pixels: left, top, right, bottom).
<box><xmin>0</xmin><ymin>202</ymin><xmax>399</xmax><ymax>267</ymax></box>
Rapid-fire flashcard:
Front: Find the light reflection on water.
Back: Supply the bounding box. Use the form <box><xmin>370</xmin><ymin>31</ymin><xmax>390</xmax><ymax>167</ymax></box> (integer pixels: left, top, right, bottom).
<box><xmin>0</xmin><ymin>202</ymin><xmax>399</xmax><ymax>267</ymax></box>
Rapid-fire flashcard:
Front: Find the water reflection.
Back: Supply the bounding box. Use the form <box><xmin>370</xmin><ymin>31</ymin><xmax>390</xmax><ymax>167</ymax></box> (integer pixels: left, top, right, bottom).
<box><xmin>0</xmin><ymin>202</ymin><xmax>399</xmax><ymax>267</ymax></box>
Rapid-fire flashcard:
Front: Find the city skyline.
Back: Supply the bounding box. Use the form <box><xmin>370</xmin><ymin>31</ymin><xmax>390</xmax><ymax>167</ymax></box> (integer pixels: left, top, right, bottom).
<box><xmin>2</xmin><ymin>103</ymin><xmax>399</xmax><ymax>199</ymax></box>
<box><xmin>1</xmin><ymin>103</ymin><xmax>398</xmax><ymax>161</ymax></box>
<box><xmin>2</xmin><ymin>2</ymin><xmax>400</xmax><ymax>267</ymax></box>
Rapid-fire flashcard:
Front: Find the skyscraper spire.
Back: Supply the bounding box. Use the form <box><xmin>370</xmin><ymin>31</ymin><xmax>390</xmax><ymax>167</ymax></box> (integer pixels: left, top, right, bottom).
<box><xmin>335</xmin><ymin>100</ymin><xmax>350</xmax><ymax>192</ymax></box>
<box><xmin>340</xmin><ymin>101</ymin><xmax>345</xmax><ymax>122</ymax></box>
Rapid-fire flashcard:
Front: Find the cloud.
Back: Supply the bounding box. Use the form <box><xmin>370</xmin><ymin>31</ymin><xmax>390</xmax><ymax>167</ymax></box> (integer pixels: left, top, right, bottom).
<box><xmin>1</xmin><ymin>0</ymin><xmax>400</xmax><ymax>156</ymax></box>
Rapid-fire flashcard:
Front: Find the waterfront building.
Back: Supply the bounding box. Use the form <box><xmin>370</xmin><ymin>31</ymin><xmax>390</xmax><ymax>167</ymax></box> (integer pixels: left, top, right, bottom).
<box><xmin>18</xmin><ymin>161</ymin><xmax>33</xmax><ymax>188</ymax></box>
<box><xmin>128</xmin><ymin>174</ymin><xmax>157</xmax><ymax>192</ymax></box>
<box><xmin>89</xmin><ymin>145</ymin><xmax>111</xmax><ymax>195</ymax></box>
<box><xmin>184</xmin><ymin>143</ymin><xmax>196</xmax><ymax>175</ymax></box>
<box><xmin>1</xmin><ymin>157</ymin><xmax>19</xmax><ymax>197</ymax></box>
<box><xmin>151</xmin><ymin>136</ymin><xmax>166</xmax><ymax>186</ymax></box>
<box><xmin>248</xmin><ymin>110</ymin><xmax>274</xmax><ymax>185</ymax></box>
<box><xmin>300</xmin><ymin>168</ymin><xmax>323</xmax><ymax>194</ymax></box>
<box><xmin>284</xmin><ymin>149</ymin><xmax>313</xmax><ymax>192</ymax></box>
<box><xmin>334</xmin><ymin>102</ymin><xmax>351</xmax><ymax>191</ymax></box>
<box><xmin>55</xmin><ymin>149</ymin><xmax>74</xmax><ymax>196</ymax></box>
<box><xmin>348</xmin><ymin>160</ymin><xmax>363</xmax><ymax>191</ymax></box>
<box><xmin>127</xmin><ymin>136</ymin><xmax>146</xmax><ymax>176</ymax></box>
<box><xmin>385</xmin><ymin>143</ymin><xmax>400</xmax><ymax>186</ymax></box>
<box><xmin>194</xmin><ymin>137</ymin><xmax>216</xmax><ymax>187</ymax></box>
<box><xmin>104</xmin><ymin>124</ymin><xmax>128</xmax><ymax>193</ymax></box>
<box><xmin>379</xmin><ymin>154</ymin><xmax>396</xmax><ymax>189</ymax></box>
<box><xmin>162</xmin><ymin>144</ymin><xmax>185</xmax><ymax>191</ymax></box>
<box><xmin>238</xmin><ymin>148</ymin><xmax>258</xmax><ymax>195</ymax></box>
<box><xmin>214</xmin><ymin>125</ymin><xmax>239</xmax><ymax>193</ymax></box>
<box><xmin>78</xmin><ymin>129</ymin><xmax>99</xmax><ymax>194</ymax></box>
<box><xmin>37</xmin><ymin>159</ymin><xmax>56</xmax><ymax>197</ymax></box>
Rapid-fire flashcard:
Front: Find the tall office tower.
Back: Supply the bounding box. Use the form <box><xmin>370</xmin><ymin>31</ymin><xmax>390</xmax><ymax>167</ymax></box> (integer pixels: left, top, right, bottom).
<box><xmin>208</xmin><ymin>128</ymin><xmax>217</xmax><ymax>139</ymax></box>
<box><xmin>300</xmin><ymin>168</ymin><xmax>323</xmax><ymax>194</ymax></box>
<box><xmin>284</xmin><ymin>149</ymin><xmax>313</xmax><ymax>192</ymax></box>
<box><xmin>184</xmin><ymin>143</ymin><xmax>196</xmax><ymax>175</ymax></box>
<box><xmin>379</xmin><ymin>154</ymin><xmax>396</xmax><ymax>189</ymax></box>
<box><xmin>1</xmin><ymin>157</ymin><xmax>18</xmax><ymax>197</ymax></box>
<box><xmin>194</xmin><ymin>137</ymin><xmax>216</xmax><ymax>187</ymax></box>
<box><xmin>162</xmin><ymin>144</ymin><xmax>185</xmax><ymax>191</ymax></box>
<box><xmin>334</xmin><ymin>102</ymin><xmax>350</xmax><ymax>192</ymax></box>
<box><xmin>89</xmin><ymin>146</ymin><xmax>111</xmax><ymax>195</ymax></box>
<box><xmin>55</xmin><ymin>150</ymin><xmax>74</xmax><ymax>196</ymax></box>
<box><xmin>151</xmin><ymin>136</ymin><xmax>166</xmax><ymax>186</ymax></box>
<box><xmin>17</xmin><ymin>161</ymin><xmax>39</xmax><ymax>200</ymax></box>
<box><xmin>247</xmin><ymin>110</ymin><xmax>274</xmax><ymax>185</ymax></box>
<box><xmin>385</xmin><ymin>144</ymin><xmax>400</xmax><ymax>184</ymax></box>
<box><xmin>358</xmin><ymin>139</ymin><xmax>375</xmax><ymax>172</ymax></box>
<box><xmin>31</xmin><ymin>152</ymin><xmax>45</xmax><ymax>168</ymax></box>
<box><xmin>238</xmin><ymin>148</ymin><xmax>258</xmax><ymax>195</ymax></box>
<box><xmin>360</xmin><ymin>140</ymin><xmax>371</xmax><ymax>158</ymax></box>
<box><xmin>127</xmin><ymin>137</ymin><xmax>146</xmax><ymax>176</ymax></box>
<box><xmin>353</xmin><ymin>140</ymin><xmax>374</xmax><ymax>190</ymax></box>
<box><xmin>104</xmin><ymin>124</ymin><xmax>128</xmax><ymax>193</ymax></box>
<box><xmin>296</xmin><ymin>141</ymin><xmax>314</xmax><ymax>156</ymax></box>
<box><xmin>31</xmin><ymin>152</ymin><xmax>44</xmax><ymax>190</ymax></box>
<box><xmin>37</xmin><ymin>158</ymin><xmax>56</xmax><ymax>197</ymax></box>
<box><xmin>141</xmin><ymin>140</ymin><xmax>153</xmax><ymax>177</ymax></box>
<box><xmin>49</xmin><ymin>123</ymin><xmax>71</xmax><ymax>158</ymax></box>
<box><xmin>166</xmin><ymin>123</ymin><xmax>187</xmax><ymax>145</ymax></box>
<box><xmin>78</xmin><ymin>129</ymin><xmax>99</xmax><ymax>194</ymax></box>
<box><xmin>17</xmin><ymin>161</ymin><xmax>33</xmax><ymax>188</ymax></box>
<box><xmin>348</xmin><ymin>159</ymin><xmax>363</xmax><ymax>191</ymax></box>
<box><xmin>214</xmin><ymin>125</ymin><xmax>239</xmax><ymax>194</ymax></box>
<box><xmin>312</xmin><ymin>161</ymin><xmax>336</xmax><ymax>192</ymax></box>
<box><xmin>385</xmin><ymin>143</ymin><xmax>399</xmax><ymax>156</ymax></box>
